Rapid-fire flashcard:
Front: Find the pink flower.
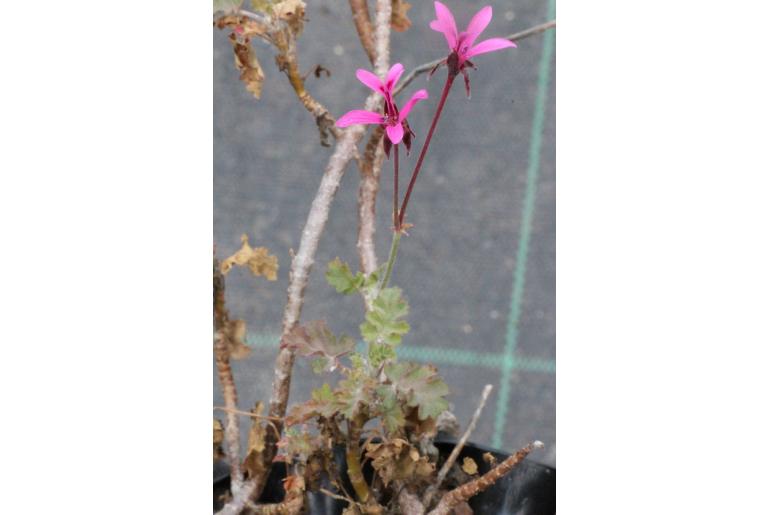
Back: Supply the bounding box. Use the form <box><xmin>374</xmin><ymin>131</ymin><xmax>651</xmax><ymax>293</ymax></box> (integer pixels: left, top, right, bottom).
<box><xmin>336</xmin><ymin>63</ymin><xmax>429</xmax><ymax>152</ymax></box>
<box><xmin>429</xmin><ymin>2</ymin><xmax>517</xmax><ymax>95</ymax></box>
<box><xmin>354</xmin><ymin>63</ymin><xmax>404</xmax><ymax>115</ymax></box>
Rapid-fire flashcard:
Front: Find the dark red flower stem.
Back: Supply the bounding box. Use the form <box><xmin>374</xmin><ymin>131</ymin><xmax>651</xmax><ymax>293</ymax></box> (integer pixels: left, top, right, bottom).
<box><xmin>398</xmin><ymin>72</ymin><xmax>456</xmax><ymax>227</ymax></box>
<box><xmin>393</xmin><ymin>144</ymin><xmax>400</xmax><ymax>230</ymax></box>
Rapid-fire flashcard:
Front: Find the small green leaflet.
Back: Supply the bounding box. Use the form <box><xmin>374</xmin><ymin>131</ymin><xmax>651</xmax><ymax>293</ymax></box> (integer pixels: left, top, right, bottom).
<box><xmin>325</xmin><ymin>258</ymin><xmax>380</xmax><ymax>296</ymax></box>
<box><xmin>360</xmin><ymin>287</ymin><xmax>410</xmax><ymax>345</ymax></box>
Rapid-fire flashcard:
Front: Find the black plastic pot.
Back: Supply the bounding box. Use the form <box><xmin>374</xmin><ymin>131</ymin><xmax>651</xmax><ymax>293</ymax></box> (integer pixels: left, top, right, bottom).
<box><xmin>214</xmin><ymin>438</ymin><xmax>555</xmax><ymax>514</ymax></box>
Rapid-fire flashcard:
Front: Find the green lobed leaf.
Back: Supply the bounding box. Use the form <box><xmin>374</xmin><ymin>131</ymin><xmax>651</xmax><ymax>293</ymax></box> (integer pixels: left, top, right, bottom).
<box><xmin>325</xmin><ymin>258</ymin><xmax>363</xmax><ymax>294</ymax></box>
<box><xmin>385</xmin><ymin>362</ymin><xmax>449</xmax><ymax>420</ymax></box>
<box><xmin>336</xmin><ymin>375</ymin><xmax>376</xmax><ymax>419</ymax></box>
<box><xmin>369</xmin><ymin>343</ymin><xmax>397</xmax><ymax>369</ymax></box>
<box><xmin>285</xmin><ymin>383</ymin><xmax>339</xmax><ymax>425</ymax></box>
<box><xmin>360</xmin><ymin>287</ymin><xmax>410</xmax><ymax>346</ymax></box>
<box><xmin>376</xmin><ymin>386</ymin><xmax>406</xmax><ymax>433</ymax></box>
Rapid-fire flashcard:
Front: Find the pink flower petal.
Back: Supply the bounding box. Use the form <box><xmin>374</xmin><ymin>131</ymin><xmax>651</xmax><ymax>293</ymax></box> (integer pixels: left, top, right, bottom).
<box><xmin>336</xmin><ymin>110</ymin><xmax>384</xmax><ymax>128</ymax></box>
<box><xmin>431</xmin><ymin>1</ymin><xmax>458</xmax><ymax>49</ymax></box>
<box><xmin>386</xmin><ymin>123</ymin><xmax>404</xmax><ymax>145</ymax></box>
<box><xmin>385</xmin><ymin>63</ymin><xmax>405</xmax><ymax>93</ymax></box>
<box><xmin>398</xmin><ymin>89</ymin><xmax>429</xmax><ymax>122</ymax></box>
<box><xmin>463</xmin><ymin>6</ymin><xmax>493</xmax><ymax>48</ymax></box>
<box><xmin>355</xmin><ymin>69</ymin><xmax>384</xmax><ymax>95</ymax></box>
<box><xmin>464</xmin><ymin>37</ymin><xmax>517</xmax><ymax>59</ymax></box>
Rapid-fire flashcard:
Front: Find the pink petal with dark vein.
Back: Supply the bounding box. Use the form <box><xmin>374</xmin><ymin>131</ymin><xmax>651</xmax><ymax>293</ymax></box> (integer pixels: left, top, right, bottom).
<box><xmin>336</xmin><ymin>110</ymin><xmax>384</xmax><ymax>127</ymax></box>
<box><xmin>431</xmin><ymin>1</ymin><xmax>458</xmax><ymax>49</ymax></box>
<box><xmin>463</xmin><ymin>6</ymin><xmax>493</xmax><ymax>48</ymax></box>
<box><xmin>465</xmin><ymin>37</ymin><xmax>517</xmax><ymax>58</ymax></box>
<box><xmin>355</xmin><ymin>69</ymin><xmax>385</xmax><ymax>95</ymax></box>
<box><xmin>399</xmin><ymin>89</ymin><xmax>429</xmax><ymax>121</ymax></box>
<box><xmin>386</xmin><ymin>123</ymin><xmax>404</xmax><ymax>144</ymax></box>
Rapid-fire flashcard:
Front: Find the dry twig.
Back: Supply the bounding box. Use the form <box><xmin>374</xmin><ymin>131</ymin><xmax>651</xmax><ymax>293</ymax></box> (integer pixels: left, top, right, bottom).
<box><xmin>356</xmin><ymin>117</ymin><xmax>386</xmax><ymax>294</ymax></box>
<box><xmin>423</xmin><ymin>385</ymin><xmax>493</xmax><ymax>507</ymax></box>
<box><xmin>349</xmin><ymin>0</ymin><xmax>376</xmax><ymax>65</ymax></box>
<box><xmin>251</xmin><ymin>0</ymin><xmax>394</xmax><ymax>505</ymax></box>
<box><xmin>394</xmin><ymin>20</ymin><xmax>556</xmax><ymax>97</ymax></box>
<box><xmin>427</xmin><ymin>441</ymin><xmax>544</xmax><ymax>515</ymax></box>
<box><xmin>213</xmin><ymin>258</ymin><xmax>244</xmax><ymax>489</ymax></box>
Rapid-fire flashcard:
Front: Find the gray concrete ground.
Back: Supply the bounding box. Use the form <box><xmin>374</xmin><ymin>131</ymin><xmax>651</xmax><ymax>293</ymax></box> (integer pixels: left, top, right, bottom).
<box><xmin>214</xmin><ymin>0</ymin><xmax>555</xmax><ymax>466</ymax></box>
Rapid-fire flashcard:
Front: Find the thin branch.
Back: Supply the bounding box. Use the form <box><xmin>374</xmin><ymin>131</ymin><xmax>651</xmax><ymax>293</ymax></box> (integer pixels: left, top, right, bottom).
<box><xmin>252</xmin><ymin>0</ymin><xmax>394</xmax><ymax>503</ymax></box>
<box><xmin>393</xmin><ymin>20</ymin><xmax>556</xmax><ymax>97</ymax></box>
<box><xmin>423</xmin><ymin>385</ymin><xmax>493</xmax><ymax>507</ymax></box>
<box><xmin>354</xmin><ymin>0</ymin><xmax>393</xmax><ymax>294</ymax></box>
<box><xmin>356</xmin><ymin>126</ymin><xmax>385</xmax><ymax>281</ymax></box>
<box><xmin>214</xmin><ymin>406</ymin><xmax>284</xmax><ymax>421</ymax></box>
<box><xmin>245</xmin><ymin>496</ymin><xmax>304</xmax><ymax>515</ymax></box>
<box><xmin>319</xmin><ymin>487</ymin><xmax>358</xmax><ymax>505</ymax></box>
<box><xmin>213</xmin><ymin>258</ymin><xmax>244</xmax><ymax>489</ymax></box>
<box><xmin>427</xmin><ymin>441</ymin><xmax>545</xmax><ymax>515</ymax></box>
<box><xmin>348</xmin><ymin>0</ymin><xmax>376</xmax><ymax>65</ymax></box>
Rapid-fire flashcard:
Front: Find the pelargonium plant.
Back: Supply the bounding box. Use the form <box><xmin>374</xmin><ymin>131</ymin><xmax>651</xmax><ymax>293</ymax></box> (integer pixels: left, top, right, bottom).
<box><xmin>214</xmin><ymin>1</ymin><xmax>555</xmax><ymax>514</ymax></box>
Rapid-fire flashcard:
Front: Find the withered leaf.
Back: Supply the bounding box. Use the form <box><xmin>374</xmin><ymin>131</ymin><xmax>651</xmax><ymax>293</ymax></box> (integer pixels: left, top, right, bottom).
<box><xmin>272</xmin><ymin>0</ymin><xmax>306</xmax><ymax>34</ymax></box>
<box><xmin>364</xmin><ymin>438</ymin><xmax>433</xmax><ymax>486</ymax></box>
<box><xmin>213</xmin><ymin>419</ymin><xmax>225</xmax><ymax>461</ymax></box>
<box><xmin>215</xmin><ymin>15</ymin><xmax>272</xmax><ymax>39</ymax></box>
<box><xmin>482</xmin><ymin>451</ymin><xmax>498</xmax><ymax>467</ymax></box>
<box><xmin>242</xmin><ymin>402</ymin><xmax>268</xmax><ymax>479</ymax></box>
<box><xmin>221</xmin><ymin>234</ymin><xmax>278</xmax><ymax>279</ymax></box>
<box><xmin>282</xmin><ymin>320</ymin><xmax>355</xmax><ymax>372</ymax></box>
<box><xmin>228</xmin><ymin>35</ymin><xmax>265</xmax><ymax>100</ymax></box>
<box><xmin>391</xmin><ymin>0</ymin><xmax>412</xmax><ymax>32</ymax></box>
<box><xmin>282</xmin><ymin>474</ymin><xmax>305</xmax><ymax>494</ymax></box>
<box><xmin>219</xmin><ymin>318</ymin><xmax>251</xmax><ymax>360</ymax></box>
<box><xmin>461</xmin><ymin>457</ymin><xmax>478</xmax><ymax>475</ymax></box>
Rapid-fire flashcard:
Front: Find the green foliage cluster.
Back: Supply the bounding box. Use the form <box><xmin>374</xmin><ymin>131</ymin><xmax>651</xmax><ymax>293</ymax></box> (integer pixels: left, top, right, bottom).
<box><xmin>279</xmin><ymin>258</ymin><xmax>451</xmax><ymax>502</ymax></box>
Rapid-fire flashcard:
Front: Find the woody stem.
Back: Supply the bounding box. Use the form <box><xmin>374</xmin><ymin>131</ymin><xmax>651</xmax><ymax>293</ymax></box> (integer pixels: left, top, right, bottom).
<box><xmin>398</xmin><ymin>72</ymin><xmax>455</xmax><ymax>227</ymax></box>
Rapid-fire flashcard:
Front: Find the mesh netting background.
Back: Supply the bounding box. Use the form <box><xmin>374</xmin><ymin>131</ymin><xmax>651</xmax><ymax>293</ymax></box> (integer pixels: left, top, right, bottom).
<box><xmin>214</xmin><ymin>0</ymin><xmax>555</xmax><ymax>466</ymax></box>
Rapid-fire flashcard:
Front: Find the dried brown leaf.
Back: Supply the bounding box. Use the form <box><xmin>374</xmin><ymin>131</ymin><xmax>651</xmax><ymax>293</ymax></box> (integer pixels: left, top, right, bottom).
<box><xmin>461</xmin><ymin>457</ymin><xmax>478</xmax><ymax>475</ymax></box>
<box><xmin>242</xmin><ymin>402</ymin><xmax>268</xmax><ymax>479</ymax></box>
<box><xmin>482</xmin><ymin>451</ymin><xmax>498</xmax><ymax>467</ymax></box>
<box><xmin>391</xmin><ymin>0</ymin><xmax>412</xmax><ymax>32</ymax></box>
<box><xmin>228</xmin><ymin>35</ymin><xmax>266</xmax><ymax>100</ymax></box>
<box><xmin>221</xmin><ymin>234</ymin><xmax>278</xmax><ymax>279</ymax></box>
<box><xmin>282</xmin><ymin>474</ymin><xmax>305</xmax><ymax>494</ymax></box>
<box><xmin>364</xmin><ymin>439</ymin><xmax>434</xmax><ymax>486</ymax></box>
<box><xmin>215</xmin><ymin>15</ymin><xmax>272</xmax><ymax>39</ymax></box>
<box><xmin>213</xmin><ymin>419</ymin><xmax>225</xmax><ymax>461</ymax></box>
<box><xmin>220</xmin><ymin>319</ymin><xmax>251</xmax><ymax>360</ymax></box>
<box><xmin>272</xmin><ymin>0</ymin><xmax>306</xmax><ymax>34</ymax></box>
